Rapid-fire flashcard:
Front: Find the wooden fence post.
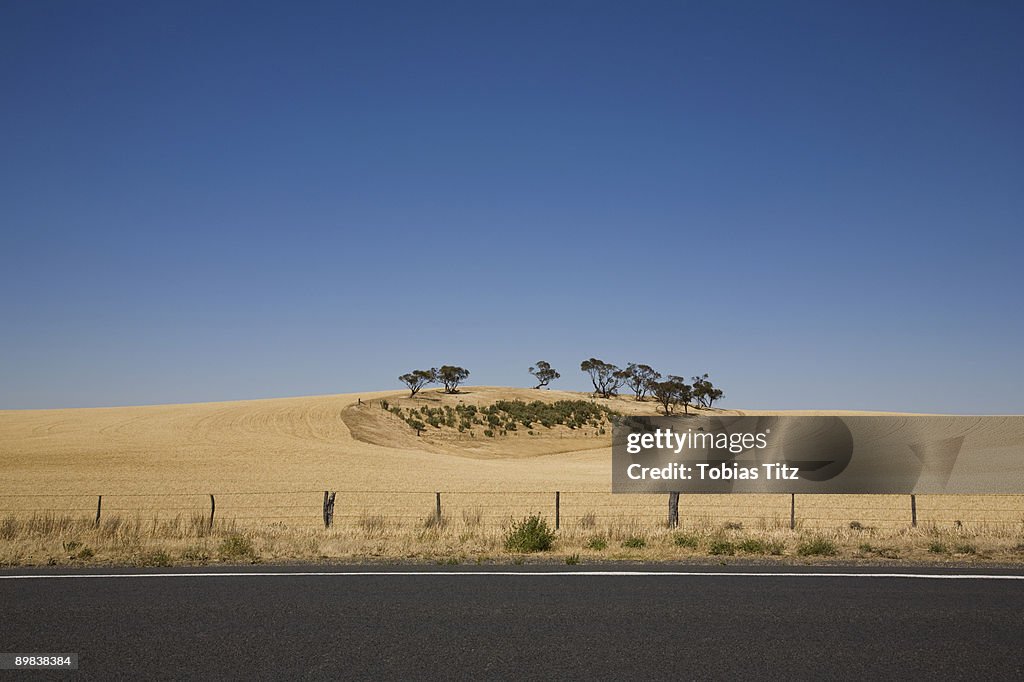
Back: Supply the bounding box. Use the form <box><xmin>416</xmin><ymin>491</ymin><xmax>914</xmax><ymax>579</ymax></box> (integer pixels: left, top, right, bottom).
<box><xmin>209</xmin><ymin>494</ymin><xmax>215</xmax><ymax>530</ymax></box>
<box><xmin>555</xmin><ymin>491</ymin><xmax>560</xmax><ymax>530</ymax></box>
<box><xmin>95</xmin><ymin>495</ymin><xmax>102</xmax><ymax>528</ymax></box>
<box><xmin>910</xmin><ymin>494</ymin><xmax>917</xmax><ymax>527</ymax></box>
<box><xmin>323</xmin><ymin>491</ymin><xmax>336</xmax><ymax>528</ymax></box>
<box><xmin>668</xmin><ymin>492</ymin><xmax>680</xmax><ymax>528</ymax></box>
<box><xmin>435</xmin><ymin>492</ymin><xmax>442</xmax><ymax>524</ymax></box>
<box><xmin>790</xmin><ymin>493</ymin><xmax>796</xmax><ymax>530</ymax></box>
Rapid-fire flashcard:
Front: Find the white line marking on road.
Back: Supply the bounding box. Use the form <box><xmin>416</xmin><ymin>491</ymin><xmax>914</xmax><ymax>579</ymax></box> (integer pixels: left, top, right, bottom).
<box><xmin>1</xmin><ymin>571</ymin><xmax>1023</xmax><ymax>580</ymax></box>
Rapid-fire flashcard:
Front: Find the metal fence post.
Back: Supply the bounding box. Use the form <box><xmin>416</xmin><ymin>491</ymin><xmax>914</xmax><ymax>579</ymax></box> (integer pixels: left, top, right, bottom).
<box><xmin>209</xmin><ymin>494</ymin><xmax>215</xmax><ymax>530</ymax></box>
<box><xmin>95</xmin><ymin>495</ymin><xmax>102</xmax><ymax>528</ymax></box>
<box><xmin>555</xmin><ymin>491</ymin><xmax>560</xmax><ymax>530</ymax></box>
<box><xmin>911</xmin><ymin>494</ymin><xmax>917</xmax><ymax>527</ymax></box>
<box><xmin>790</xmin><ymin>493</ymin><xmax>795</xmax><ymax>530</ymax></box>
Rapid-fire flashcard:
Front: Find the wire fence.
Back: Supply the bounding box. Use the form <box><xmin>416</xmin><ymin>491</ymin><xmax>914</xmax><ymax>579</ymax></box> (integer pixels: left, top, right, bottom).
<box><xmin>1</xmin><ymin>491</ymin><xmax>1022</xmax><ymax>532</ymax></box>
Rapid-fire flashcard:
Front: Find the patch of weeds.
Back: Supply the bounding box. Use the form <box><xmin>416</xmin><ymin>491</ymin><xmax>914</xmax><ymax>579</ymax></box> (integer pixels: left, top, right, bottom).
<box><xmin>621</xmin><ymin>536</ymin><xmax>646</xmax><ymax>549</ymax></box>
<box><xmin>62</xmin><ymin>540</ymin><xmax>82</xmax><ymax>553</ymax></box>
<box><xmin>565</xmin><ymin>553</ymin><xmax>580</xmax><ymax>565</ymax></box>
<box><xmin>737</xmin><ymin>538</ymin><xmax>768</xmax><ymax>554</ymax></box>
<box><xmin>954</xmin><ymin>543</ymin><xmax>977</xmax><ymax>555</ymax></box>
<box><xmin>578</xmin><ymin>512</ymin><xmax>597</xmax><ymax>529</ymax></box>
<box><xmin>928</xmin><ymin>541</ymin><xmax>949</xmax><ymax>554</ymax></box>
<box><xmin>181</xmin><ymin>547</ymin><xmax>210</xmax><ymax>563</ymax></box>
<box><xmin>358</xmin><ymin>514</ymin><xmax>388</xmax><ymax>535</ymax></box>
<box><xmin>75</xmin><ymin>547</ymin><xmax>95</xmax><ymax>561</ymax></box>
<box><xmin>437</xmin><ymin>556</ymin><xmax>460</xmax><ymax>565</ymax></box>
<box><xmin>422</xmin><ymin>514</ymin><xmax>448</xmax><ymax>531</ymax></box>
<box><xmin>849</xmin><ymin>521</ymin><xmax>864</xmax><ymax>530</ymax></box>
<box><xmin>673</xmin><ymin>533</ymin><xmax>700</xmax><ymax>549</ymax></box>
<box><xmin>218</xmin><ymin>534</ymin><xmax>257</xmax><ymax>561</ymax></box>
<box><xmin>461</xmin><ymin>508</ymin><xmax>482</xmax><ymax>527</ymax></box>
<box><xmin>0</xmin><ymin>516</ymin><xmax>17</xmax><ymax>541</ymax></box>
<box><xmin>512</xmin><ymin>556</ymin><xmax>525</xmax><ymax>565</ymax></box>
<box><xmin>586</xmin><ymin>536</ymin><xmax>608</xmax><ymax>551</ymax></box>
<box><xmin>724</xmin><ymin>521</ymin><xmax>743</xmax><ymax>531</ymax></box>
<box><xmin>137</xmin><ymin>550</ymin><xmax>172</xmax><ymax>567</ymax></box>
<box><xmin>504</xmin><ymin>515</ymin><xmax>555</xmax><ymax>553</ymax></box>
<box><xmin>797</xmin><ymin>536</ymin><xmax>837</xmax><ymax>557</ymax></box>
<box><xmin>708</xmin><ymin>539</ymin><xmax>735</xmax><ymax>556</ymax></box>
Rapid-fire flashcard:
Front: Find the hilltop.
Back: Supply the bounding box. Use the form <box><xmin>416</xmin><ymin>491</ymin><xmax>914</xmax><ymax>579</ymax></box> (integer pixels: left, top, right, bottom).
<box><xmin>0</xmin><ymin>386</ymin><xmax>709</xmax><ymax>495</ymax></box>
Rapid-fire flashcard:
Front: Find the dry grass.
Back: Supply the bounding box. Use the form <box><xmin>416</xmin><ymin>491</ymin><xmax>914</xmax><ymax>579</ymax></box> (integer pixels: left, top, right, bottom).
<box><xmin>1</xmin><ymin>512</ymin><xmax>1022</xmax><ymax>567</ymax></box>
<box><xmin>1</xmin><ymin>386</ymin><xmax>1022</xmax><ymax>565</ymax></box>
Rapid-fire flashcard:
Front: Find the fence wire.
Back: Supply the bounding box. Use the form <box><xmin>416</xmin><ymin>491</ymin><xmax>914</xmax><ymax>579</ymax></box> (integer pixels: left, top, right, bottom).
<box><xmin>0</xmin><ymin>491</ymin><xmax>1021</xmax><ymax>531</ymax></box>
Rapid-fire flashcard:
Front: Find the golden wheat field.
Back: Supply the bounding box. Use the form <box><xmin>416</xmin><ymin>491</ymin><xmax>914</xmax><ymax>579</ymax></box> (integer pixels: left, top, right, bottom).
<box><xmin>1</xmin><ymin>386</ymin><xmax>1022</xmax><ymax>565</ymax></box>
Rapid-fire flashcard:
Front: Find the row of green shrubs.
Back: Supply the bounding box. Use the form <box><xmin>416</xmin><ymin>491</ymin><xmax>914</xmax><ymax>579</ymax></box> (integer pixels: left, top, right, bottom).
<box><xmin>390</xmin><ymin>399</ymin><xmax>619</xmax><ymax>436</ymax></box>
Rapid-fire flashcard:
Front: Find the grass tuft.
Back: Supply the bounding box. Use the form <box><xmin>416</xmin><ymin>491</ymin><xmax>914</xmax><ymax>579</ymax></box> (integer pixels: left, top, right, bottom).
<box><xmin>621</xmin><ymin>535</ymin><xmax>646</xmax><ymax>549</ymax></box>
<box><xmin>708</xmin><ymin>539</ymin><xmax>735</xmax><ymax>556</ymax></box>
<box><xmin>797</xmin><ymin>536</ymin><xmax>837</xmax><ymax>557</ymax></box>
<box><xmin>218</xmin><ymin>534</ymin><xmax>256</xmax><ymax>561</ymax></box>
<box><xmin>673</xmin><ymin>533</ymin><xmax>700</xmax><ymax>549</ymax></box>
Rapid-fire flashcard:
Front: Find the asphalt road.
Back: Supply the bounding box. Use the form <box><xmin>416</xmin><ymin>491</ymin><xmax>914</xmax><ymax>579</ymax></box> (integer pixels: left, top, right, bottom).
<box><xmin>2</xmin><ymin>566</ymin><xmax>1023</xmax><ymax>680</ymax></box>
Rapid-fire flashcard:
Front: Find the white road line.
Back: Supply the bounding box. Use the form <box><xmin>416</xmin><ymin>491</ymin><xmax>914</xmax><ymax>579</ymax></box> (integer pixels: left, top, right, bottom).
<box><xmin>0</xmin><ymin>571</ymin><xmax>1023</xmax><ymax>580</ymax></box>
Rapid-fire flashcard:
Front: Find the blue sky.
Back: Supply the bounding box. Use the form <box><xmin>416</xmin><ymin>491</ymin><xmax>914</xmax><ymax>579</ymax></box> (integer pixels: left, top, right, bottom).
<box><xmin>2</xmin><ymin>1</ymin><xmax>1022</xmax><ymax>412</ymax></box>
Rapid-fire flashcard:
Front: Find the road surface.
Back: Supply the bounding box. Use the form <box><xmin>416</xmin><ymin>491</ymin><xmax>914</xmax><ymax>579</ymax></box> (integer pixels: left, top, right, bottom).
<box><xmin>2</xmin><ymin>565</ymin><xmax>1022</xmax><ymax>679</ymax></box>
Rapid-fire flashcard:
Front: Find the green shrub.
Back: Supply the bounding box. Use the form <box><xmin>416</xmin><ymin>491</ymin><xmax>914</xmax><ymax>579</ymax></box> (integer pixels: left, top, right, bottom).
<box><xmin>622</xmin><ymin>536</ymin><xmax>646</xmax><ymax>549</ymax></box>
<box><xmin>737</xmin><ymin>538</ymin><xmax>767</xmax><ymax>554</ymax></box>
<box><xmin>218</xmin><ymin>534</ymin><xmax>256</xmax><ymax>560</ymax></box>
<box><xmin>586</xmin><ymin>536</ymin><xmax>607</xmax><ymax>551</ymax></box>
<box><xmin>673</xmin><ymin>533</ymin><xmax>700</xmax><ymax>549</ymax></box>
<box><xmin>928</xmin><ymin>541</ymin><xmax>949</xmax><ymax>554</ymax></box>
<box><xmin>504</xmin><ymin>515</ymin><xmax>555</xmax><ymax>553</ymax></box>
<box><xmin>797</xmin><ymin>536</ymin><xmax>837</xmax><ymax>557</ymax></box>
<box><xmin>565</xmin><ymin>553</ymin><xmax>580</xmax><ymax>565</ymax></box>
<box><xmin>708</xmin><ymin>539</ymin><xmax>735</xmax><ymax>556</ymax></box>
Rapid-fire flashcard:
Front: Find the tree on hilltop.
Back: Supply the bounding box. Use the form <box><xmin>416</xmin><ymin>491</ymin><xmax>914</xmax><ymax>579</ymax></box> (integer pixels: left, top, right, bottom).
<box><xmin>622</xmin><ymin>363</ymin><xmax>661</xmax><ymax>401</ymax></box>
<box><xmin>650</xmin><ymin>376</ymin><xmax>693</xmax><ymax>415</ymax></box>
<box><xmin>692</xmin><ymin>373</ymin><xmax>724</xmax><ymax>408</ymax></box>
<box><xmin>528</xmin><ymin>361</ymin><xmax>560</xmax><ymax>389</ymax></box>
<box><xmin>399</xmin><ymin>369</ymin><xmax>437</xmax><ymax>397</ymax></box>
<box><xmin>437</xmin><ymin>365</ymin><xmax>470</xmax><ymax>393</ymax></box>
<box><xmin>580</xmin><ymin>358</ymin><xmax>624</xmax><ymax>399</ymax></box>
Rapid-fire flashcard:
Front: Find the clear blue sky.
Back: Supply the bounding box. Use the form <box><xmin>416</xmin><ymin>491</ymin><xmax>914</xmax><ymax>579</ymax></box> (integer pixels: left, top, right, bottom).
<box><xmin>2</xmin><ymin>1</ymin><xmax>1022</xmax><ymax>412</ymax></box>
